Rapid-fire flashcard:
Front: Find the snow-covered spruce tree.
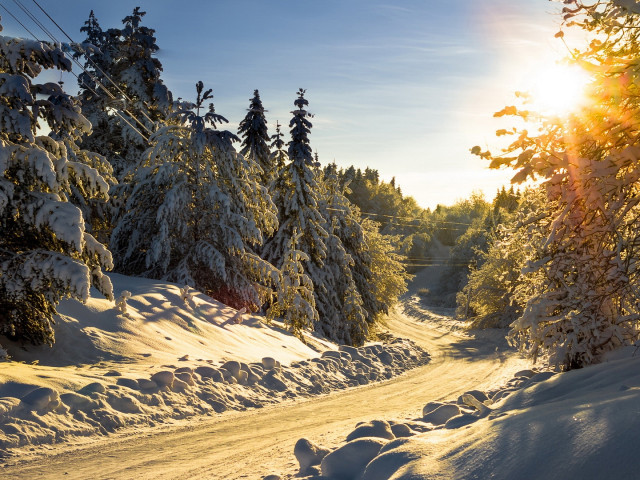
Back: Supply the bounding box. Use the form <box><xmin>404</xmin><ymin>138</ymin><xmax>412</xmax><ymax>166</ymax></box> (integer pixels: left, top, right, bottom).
<box><xmin>263</xmin><ymin>89</ymin><xmax>328</xmax><ymax>269</ymax></box>
<box><xmin>321</xmin><ymin>171</ymin><xmax>375</xmax><ymax>340</ymax></box>
<box><xmin>264</xmin><ymin>90</ymin><xmax>370</xmax><ymax>344</ymax></box>
<box><xmin>238</xmin><ymin>90</ymin><xmax>272</xmax><ymax>186</ymax></box>
<box><xmin>74</xmin><ymin>10</ymin><xmax>117</xmax><ymax>163</ymax></box>
<box><xmin>111</xmin><ymin>82</ymin><xmax>277</xmax><ymax>310</ymax></box>
<box><xmin>266</xmin><ymin>229</ymin><xmax>318</xmax><ymax>337</ymax></box>
<box><xmin>268</xmin><ymin>121</ymin><xmax>287</xmax><ymax>189</ymax></box>
<box><xmin>265</xmin><ymin>90</ymin><xmax>348</xmax><ymax>337</ymax></box>
<box><xmin>0</xmin><ymin>22</ymin><xmax>114</xmax><ymax>345</ymax></box>
<box><xmin>47</xmin><ymin>88</ymin><xmax>117</xmax><ymax>245</ymax></box>
<box><xmin>77</xmin><ymin>7</ymin><xmax>172</xmax><ymax>180</ymax></box>
<box><xmin>319</xmin><ymin>217</ymin><xmax>369</xmax><ymax>345</ymax></box>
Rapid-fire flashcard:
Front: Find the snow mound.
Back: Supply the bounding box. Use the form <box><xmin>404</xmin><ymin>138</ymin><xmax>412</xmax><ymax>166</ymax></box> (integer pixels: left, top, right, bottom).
<box><xmin>0</xmin><ymin>274</ymin><xmax>430</xmax><ymax>458</ymax></box>
<box><xmin>294</xmin><ymin>437</ymin><xmax>331</xmax><ymax>474</ymax></box>
<box><xmin>346</xmin><ymin>420</ymin><xmax>395</xmax><ymax>442</ymax></box>
<box><xmin>321</xmin><ymin>437</ymin><xmax>388</xmax><ymax>480</ymax></box>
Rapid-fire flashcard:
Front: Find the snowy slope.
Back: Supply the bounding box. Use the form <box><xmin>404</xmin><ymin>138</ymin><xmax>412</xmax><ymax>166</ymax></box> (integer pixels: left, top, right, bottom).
<box><xmin>0</xmin><ymin>273</ymin><xmax>429</xmax><ymax>459</ymax></box>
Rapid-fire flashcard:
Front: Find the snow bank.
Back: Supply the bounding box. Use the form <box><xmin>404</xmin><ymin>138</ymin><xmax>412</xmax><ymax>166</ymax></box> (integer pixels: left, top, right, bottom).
<box><xmin>0</xmin><ymin>274</ymin><xmax>430</xmax><ymax>458</ymax></box>
<box><xmin>282</xmin><ymin>351</ymin><xmax>640</xmax><ymax>480</ymax></box>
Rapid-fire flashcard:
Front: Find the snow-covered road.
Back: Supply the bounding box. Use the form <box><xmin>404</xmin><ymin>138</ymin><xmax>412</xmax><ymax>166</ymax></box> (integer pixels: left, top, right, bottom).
<box><xmin>1</xmin><ymin>298</ymin><xmax>527</xmax><ymax>480</ymax></box>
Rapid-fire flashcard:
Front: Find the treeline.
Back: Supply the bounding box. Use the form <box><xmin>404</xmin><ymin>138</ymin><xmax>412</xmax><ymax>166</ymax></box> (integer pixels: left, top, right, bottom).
<box><xmin>0</xmin><ymin>8</ymin><xmax>410</xmax><ymax>349</ymax></box>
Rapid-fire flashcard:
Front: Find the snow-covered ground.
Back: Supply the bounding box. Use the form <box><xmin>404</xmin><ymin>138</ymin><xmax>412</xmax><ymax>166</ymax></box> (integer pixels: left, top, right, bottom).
<box><xmin>4</xmin><ymin>267</ymin><xmax>639</xmax><ymax>479</ymax></box>
<box><xmin>271</xmin><ymin>288</ymin><xmax>640</xmax><ymax>479</ymax></box>
<box><xmin>0</xmin><ymin>273</ymin><xmax>429</xmax><ymax>459</ymax></box>
<box><xmin>278</xmin><ymin>349</ymin><xmax>640</xmax><ymax>479</ymax></box>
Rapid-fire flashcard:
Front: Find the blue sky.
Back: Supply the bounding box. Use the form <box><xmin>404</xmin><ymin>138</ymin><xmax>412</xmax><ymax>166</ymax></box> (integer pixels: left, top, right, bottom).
<box><xmin>1</xmin><ymin>0</ymin><xmax>571</xmax><ymax>208</ymax></box>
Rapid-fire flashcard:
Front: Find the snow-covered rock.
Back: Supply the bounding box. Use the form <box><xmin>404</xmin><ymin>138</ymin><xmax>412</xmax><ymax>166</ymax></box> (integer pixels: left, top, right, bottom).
<box><xmin>21</xmin><ymin>387</ymin><xmax>60</xmax><ymax>413</ymax></box>
<box><xmin>422</xmin><ymin>403</ymin><xmax>460</xmax><ymax>425</ymax></box>
<box><xmin>150</xmin><ymin>371</ymin><xmax>174</xmax><ymax>388</ymax></box>
<box><xmin>346</xmin><ymin>420</ymin><xmax>395</xmax><ymax>442</ymax></box>
<box><xmin>294</xmin><ymin>437</ymin><xmax>331</xmax><ymax>473</ymax></box>
<box><xmin>389</xmin><ymin>422</ymin><xmax>413</xmax><ymax>438</ymax></box>
<box><xmin>261</xmin><ymin>357</ymin><xmax>278</xmax><ymax>370</ymax></box>
<box><xmin>360</xmin><ymin>437</ymin><xmax>437</xmax><ymax>480</ymax></box>
<box><xmin>321</xmin><ymin>437</ymin><xmax>388</xmax><ymax>479</ymax></box>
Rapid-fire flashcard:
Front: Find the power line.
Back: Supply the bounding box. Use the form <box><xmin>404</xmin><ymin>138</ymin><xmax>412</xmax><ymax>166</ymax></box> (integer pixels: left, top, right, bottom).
<box><xmin>0</xmin><ymin>1</ymin><xmax>150</xmax><ymax>142</ymax></box>
<box><xmin>325</xmin><ymin>207</ymin><xmax>475</xmax><ymax>227</ymax></box>
<box><xmin>0</xmin><ymin>1</ymin><xmax>39</xmax><ymax>38</ymax></box>
<box><xmin>30</xmin><ymin>0</ymin><xmax>157</xmax><ymax>129</ymax></box>
<box><xmin>12</xmin><ymin>0</ymin><xmax>56</xmax><ymax>42</ymax></box>
<box><xmin>30</xmin><ymin>0</ymin><xmax>70</xmax><ymax>42</ymax></box>
<box><xmin>10</xmin><ymin>0</ymin><xmax>154</xmax><ymax>139</ymax></box>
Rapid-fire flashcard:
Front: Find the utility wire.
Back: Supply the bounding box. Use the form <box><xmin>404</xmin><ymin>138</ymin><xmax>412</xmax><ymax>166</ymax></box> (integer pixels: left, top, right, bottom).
<box><xmin>12</xmin><ymin>0</ymin><xmax>55</xmax><ymax>42</ymax></box>
<box><xmin>0</xmin><ymin>1</ymin><xmax>39</xmax><ymax>38</ymax></box>
<box><xmin>10</xmin><ymin>0</ymin><xmax>154</xmax><ymax>139</ymax></box>
<box><xmin>31</xmin><ymin>0</ymin><xmax>157</xmax><ymax>129</ymax></box>
<box><xmin>325</xmin><ymin>207</ymin><xmax>476</xmax><ymax>226</ymax></box>
<box><xmin>0</xmin><ymin>1</ymin><xmax>149</xmax><ymax>142</ymax></box>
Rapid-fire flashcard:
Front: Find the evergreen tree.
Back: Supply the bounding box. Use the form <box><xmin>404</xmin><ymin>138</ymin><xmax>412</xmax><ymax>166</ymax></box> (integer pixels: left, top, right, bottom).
<box><xmin>75</xmin><ymin>10</ymin><xmax>117</xmax><ymax>163</ymax></box>
<box><xmin>316</xmin><ymin>217</ymin><xmax>368</xmax><ymax>345</ymax></box>
<box><xmin>264</xmin><ymin>91</ymin><xmax>378</xmax><ymax>345</ymax></box>
<box><xmin>111</xmin><ymin>82</ymin><xmax>277</xmax><ymax>310</ymax></box>
<box><xmin>263</xmin><ymin>90</ymin><xmax>329</xmax><ymax>326</ymax></box>
<box><xmin>263</xmin><ymin>89</ymin><xmax>328</xmax><ymax>269</ymax></box>
<box><xmin>266</xmin><ymin>230</ymin><xmax>318</xmax><ymax>337</ymax></box>
<box><xmin>238</xmin><ymin>90</ymin><xmax>271</xmax><ymax>185</ymax></box>
<box><xmin>48</xmin><ymin>90</ymin><xmax>117</xmax><ymax>246</ymax></box>
<box><xmin>77</xmin><ymin>7</ymin><xmax>172</xmax><ymax>180</ymax></box>
<box><xmin>268</xmin><ymin>120</ymin><xmax>287</xmax><ymax>190</ymax></box>
<box><xmin>324</xmin><ymin>172</ymin><xmax>384</xmax><ymax>327</ymax></box>
<box><xmin>0</xmin><ymin>21</ymin><xmax>114</xmax><ymax>346</ymax></box>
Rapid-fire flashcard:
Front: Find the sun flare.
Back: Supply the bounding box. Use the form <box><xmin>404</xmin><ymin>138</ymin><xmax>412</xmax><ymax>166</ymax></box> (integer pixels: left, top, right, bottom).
<box><xmin>525</xmin><ymin>63</ymin><xmax>592</xmax><ymax>116</ymax></box>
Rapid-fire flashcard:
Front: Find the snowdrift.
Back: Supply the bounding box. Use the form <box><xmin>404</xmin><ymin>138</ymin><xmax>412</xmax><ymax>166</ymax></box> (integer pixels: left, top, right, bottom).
<box><xmin>0</xmin><ymin>274</ymin><xmax>430</xmax><ymax>458</ymax></box>
<box><xmin>285</xmin><ymin>351</ymin><xmax>640</xmax><ymax>480</ymax></box>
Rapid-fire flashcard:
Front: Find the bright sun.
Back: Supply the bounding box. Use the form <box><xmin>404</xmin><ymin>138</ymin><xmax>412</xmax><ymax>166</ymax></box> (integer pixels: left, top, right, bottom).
<box><xmin>525</xmin><ymin>63</ymin><xmax>592</xmax><ymax>116</ymax></box>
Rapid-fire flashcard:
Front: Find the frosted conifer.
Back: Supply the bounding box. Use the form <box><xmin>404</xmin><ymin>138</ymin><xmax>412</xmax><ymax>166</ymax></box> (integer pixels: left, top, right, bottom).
<box><xmin>111</xmin><ymin>82</ymin><xmax>277</xmax><ymax>310</ymax></box>
<box><xmin>264</xmin><ymin>89</ymin><xmax>328</xmax><ymax>267</ymax></box>
<box><xmin>266</xmin><ymin>230</ymin><xmax>318</xmax><ymax>337</ymax></box>
<box><xmin>77</xmin><ymin>7</ymin><xmax>171</xmax><ymax>180</ymax></box>
<box><xmin>323</xmin><ymin>172</ymin><xmax>384</xmax><ymax>327</ymax></box>
<box><xmin>263</xmin><ymin>90</ymin><xmax>328</xmax><ymax>320</ymax></box>
<box><xmin>0</xmin><ymin>21</ymin><xmax>114</xmax><ymax>345</ymax></box>
<box><xmin>264</xmin><ymin>90</ymin><xmax>372</xmax><ymax>344</ymax></box>
<box><xmin>269</xmin><ymin>121</ymin><xmax>287</xmax><ymax>182</ymax></box>
<box><xmin>238</xmin><ymin>90</ymin><xmax>271</xmax><ymax>186</ymax></box>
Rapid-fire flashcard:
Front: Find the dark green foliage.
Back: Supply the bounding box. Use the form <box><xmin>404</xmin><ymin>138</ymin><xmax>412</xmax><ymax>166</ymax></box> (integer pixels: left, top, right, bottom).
<box><xmin>238</xmin><ymin>90</ymin><xmax>272</xmax><ymax>185</ymax></box>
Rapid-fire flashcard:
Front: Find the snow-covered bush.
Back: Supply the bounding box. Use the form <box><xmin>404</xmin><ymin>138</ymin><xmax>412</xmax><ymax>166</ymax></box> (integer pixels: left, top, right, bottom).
<box><xmin>456</xmin><ymin>188</ymin><xmax>548</xmax><ymax>328</ymax></box>
<box><xmin>0</xmin><ymin>19</ymin><xmax>113</xmax><ymax>345</ymax></box>
<box><xmin>115</xmin><ymin>290</ymin><xmax>132</xmax><ymax>315</ymax></box>
<box><xmin>476</xmin><ymin>2</ymin><xmax>640</xmax><ymax>368</ymax></box>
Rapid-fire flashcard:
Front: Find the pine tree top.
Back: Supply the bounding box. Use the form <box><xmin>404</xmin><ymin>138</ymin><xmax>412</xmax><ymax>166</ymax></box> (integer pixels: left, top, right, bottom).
<box><xmin>288</xmin><ymin>89</ymin><xmax>313</xmax><ymax>166</ymax></box>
